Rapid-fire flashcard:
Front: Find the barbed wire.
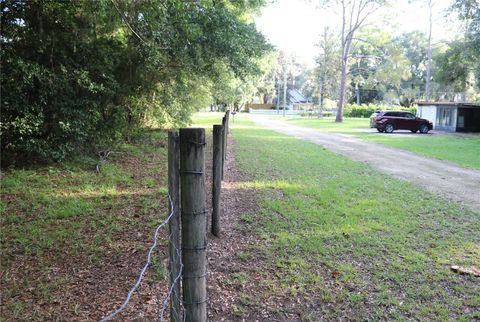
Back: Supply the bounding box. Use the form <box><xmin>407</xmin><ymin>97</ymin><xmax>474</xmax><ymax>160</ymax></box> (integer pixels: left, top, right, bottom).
<box><xmin>99</xmin><ymin>192</ymin><xmax>178</xmax><ymax>322</ymax></box>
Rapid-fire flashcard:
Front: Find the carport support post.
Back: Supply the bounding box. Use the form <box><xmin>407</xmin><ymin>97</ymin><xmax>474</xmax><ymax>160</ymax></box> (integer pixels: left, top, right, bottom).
<box><xmin>211</xmin><ymin>125</ymin><xmax>223</xmax><ymax>237</ymax></box>
<box><xmin>167</xmin><ymin>131</ymin><xmax>181</xmax><ymax>322</ymax></box>
<box><xmin>180</xmin><ymin>128</ymin><xmax>207</xmax><ymax>322</ymax></box>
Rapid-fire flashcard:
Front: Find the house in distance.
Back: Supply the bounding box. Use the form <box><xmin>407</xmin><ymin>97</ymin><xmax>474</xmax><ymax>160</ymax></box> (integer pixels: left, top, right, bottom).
<box><xmin>416</xmin><ymin>102</ymin><xmax>480</xmax><ymax>132</ymax></box>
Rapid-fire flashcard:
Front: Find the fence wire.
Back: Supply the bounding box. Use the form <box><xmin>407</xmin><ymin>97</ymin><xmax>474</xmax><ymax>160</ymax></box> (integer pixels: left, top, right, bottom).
<box><xmin>100</xmin><ymin>192</ymin><xmax>183</xmax><ymax>322</ymax></box>
<box><xmin>99</xmin><ymin>123</ymin><xmax>225</xmax><ymax>322</ymax></box>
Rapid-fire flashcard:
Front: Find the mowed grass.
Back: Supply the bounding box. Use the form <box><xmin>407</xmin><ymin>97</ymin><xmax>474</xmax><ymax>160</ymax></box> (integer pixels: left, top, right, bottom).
<box><xmin>231</xmin><ymin>115</ymin><xmax>480</xmax><ymax>320</ymax></box>
<box><xmin>191</xmin><ymin>112</ymin><xmax>225</xmax><ymax>127</ymax></box>
<box><xmin>285</xmin><ymin>116</ymin><xmax>480</xmax><ymax>169</ymax></box>
<box><xmin>0</xmin><ymin>130</ymin><xmax>170</xmax><ymax>321</ymax></box>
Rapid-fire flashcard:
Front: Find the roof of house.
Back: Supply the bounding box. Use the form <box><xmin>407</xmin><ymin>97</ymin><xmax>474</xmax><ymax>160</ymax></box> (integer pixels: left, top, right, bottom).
<box><xmin>417</xmin><ymin>101</ymin><xmax>480</xmax><ymax>108</ymax></box>
<box><xmin>288</xmin><ymin>89</ymin><xmax>308</xmax><ymax>103</ymax></box>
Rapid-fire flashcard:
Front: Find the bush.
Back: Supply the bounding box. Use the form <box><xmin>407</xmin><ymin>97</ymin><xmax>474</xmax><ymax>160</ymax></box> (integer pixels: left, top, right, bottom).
<box><xmin>322</xmin><ymin>111</ymin><xmax>333</xmax><ymax>117</ymax></box>
<box><xmin>344</xmin><ymin>104</ymin><xmax>417</xmax><ymax>118</ymax></box>
<box><xmin>1</xmin><ymin>1</ymin><xmax>270</xmax><ymax>166</ymax></box>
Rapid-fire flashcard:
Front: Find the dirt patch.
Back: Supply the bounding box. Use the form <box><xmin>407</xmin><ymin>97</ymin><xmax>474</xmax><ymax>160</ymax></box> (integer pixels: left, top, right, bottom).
<box><xmin>205</xmin><ymin>133</ymin><xmax>262</xmax><ymax>320</ymax></box>
<box><xmin>205</xmin><ymin>134</ymin><xmax>318</xmax><ymax>321</ymax></box>
<box><xmin>252</xmin><ymin>116</ymin><xmax>480</xmax><ymax>213</ymax></box>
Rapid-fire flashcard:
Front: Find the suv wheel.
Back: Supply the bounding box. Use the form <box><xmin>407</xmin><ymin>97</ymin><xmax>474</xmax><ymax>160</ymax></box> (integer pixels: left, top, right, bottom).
<box><xmin>419</xmin><ymin>124</ymin><xmax>429</xmax><ymax>134</ymax></box>
<box><xmin>384</xmin><ymin>123</ymin><xmax>394</xmax><ymax>133</ymax></box>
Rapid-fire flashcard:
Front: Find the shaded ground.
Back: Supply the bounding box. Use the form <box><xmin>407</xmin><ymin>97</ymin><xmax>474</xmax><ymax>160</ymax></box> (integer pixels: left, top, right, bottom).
<box><xmin>206</xmin><ymin>133</ymin><xmax>262</xmax><ymax>320</ymax></box>
<box><xmin>253</xmin><ymin>115</ymin><xmax>480</xmax><ymax>212</ymax></box>
<box><xmin>1</xmin><ymin>131</ymin><xmax>172</xmax><ymax>321</ymax></box>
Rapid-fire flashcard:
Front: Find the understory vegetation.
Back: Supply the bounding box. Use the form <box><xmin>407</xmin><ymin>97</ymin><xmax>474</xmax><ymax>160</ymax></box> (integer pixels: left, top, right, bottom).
<box><xmin>231</xmin><ymin>116</ymin><xmax>479</xmax><ymax>320</ymax></box>
<box><xmin>342</xmin><ymin>104</ymin><xmax>417</xmax><ymax>118</ymax></box>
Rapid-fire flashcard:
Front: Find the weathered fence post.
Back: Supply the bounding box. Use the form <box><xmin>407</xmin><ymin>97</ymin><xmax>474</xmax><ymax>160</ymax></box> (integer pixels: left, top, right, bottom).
<box><xmin>221</xmin><ymin>116</ymin><xmax>226</xmax><ymax>180</ymax></box>
<box><xmin>226</xmin><ymin>110</ymin><xmax>230</xmax><ymax>134</ymax></box>
<box><xmin>180</xmin><ymin>128</ymin><xmax>207</xmax><ymax>322</ymax></box>
<box><xmin>168</xmin><ymin>131</ymin><xmax>181</xmax><ymax>322</ymax></box>
<box><xmin>211</xmin><ymin>125</ymin><xmax>223</xmax><ymax>237</ymax></box>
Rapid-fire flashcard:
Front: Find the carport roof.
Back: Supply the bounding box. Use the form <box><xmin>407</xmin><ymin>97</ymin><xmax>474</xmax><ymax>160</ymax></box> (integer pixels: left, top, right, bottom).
<box><xmin>416</xmin><ymin>102</ymin><xmax>480</xmax><ymax>108</ymax></box>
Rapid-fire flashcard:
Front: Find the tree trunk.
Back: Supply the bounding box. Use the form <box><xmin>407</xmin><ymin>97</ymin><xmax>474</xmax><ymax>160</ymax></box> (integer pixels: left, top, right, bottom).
<box><xmin>283</xmin><ymin>67</ymin><xmax>287</xmax><ymax>117</ymax></box>
<box><xmin>336</xmin><ymin>30</ymin><xmax>354</xmax><ymax>123</ymax></box>
<box><xmin>276</xmin><ymin>76</ymin><xmax>280</xmax><ymax>114</ymax></box>
<box><xmin>336</xmin><ymin>61</ymin><xmax>347</xmax><ymax>122</ymax></box>
<box><xmin>318</xmin><ymin>79</ymin><xmax>324</xmax><ymax>119</ymax></box>
<box><xmin>425</xmin><ymin>0</ymin><xmax>433</xmax><ymax>102</ymax></box>
<box><xmin>336</xmin><ymin>1</ymin><xmax>347</xmax><ymax>123</ymax></box>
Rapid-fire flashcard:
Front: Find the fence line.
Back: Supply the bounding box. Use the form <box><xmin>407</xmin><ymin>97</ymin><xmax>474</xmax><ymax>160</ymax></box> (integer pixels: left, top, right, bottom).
<box><xmin>99</xmin><ymin>111</ymin><xmax>231</xmax><ymax>322</ymax></box>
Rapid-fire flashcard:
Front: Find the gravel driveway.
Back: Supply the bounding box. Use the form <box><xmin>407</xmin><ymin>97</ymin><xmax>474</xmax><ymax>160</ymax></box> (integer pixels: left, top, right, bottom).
<box><xmin>252</xmin><ymin>115</ymin><xmax>480</xmax><ymax>212</ymax></box>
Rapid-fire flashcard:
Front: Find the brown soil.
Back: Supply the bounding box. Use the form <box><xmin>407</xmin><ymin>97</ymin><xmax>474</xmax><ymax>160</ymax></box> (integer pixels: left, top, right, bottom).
<box><xmin>206</xmin><ymin>133</ymin><xmax>261</xmax><ymax>321</ymax></box>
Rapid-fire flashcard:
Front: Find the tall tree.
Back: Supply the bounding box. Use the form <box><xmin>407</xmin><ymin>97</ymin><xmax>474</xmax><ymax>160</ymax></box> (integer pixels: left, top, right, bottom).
<box><xmin>315</xmin><ymin>27</ymin><xmax>341</xmax><ymax>116</ymax></box>
<box><xmin>318</xmin><ymin>0</ymin><xmax>389</xmax><ymax>122</ymax></box>
<box><xmin>348</xmin><ymin>28</ymin><xmax>413</xmax><ymax>105</ymax></box>
<box><xmin>425</xmin><ymin>0</ymin><xmax>435</xmax><ymax>101</ymax></box>
<box><xmin>431</xmin><ymin>0</ymin><xmax>480</xmax><ymax>102</ymax></box>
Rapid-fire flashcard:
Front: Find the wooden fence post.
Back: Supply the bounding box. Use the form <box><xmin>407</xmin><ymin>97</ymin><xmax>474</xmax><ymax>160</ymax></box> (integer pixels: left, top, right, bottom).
<box><xmin>179</xmin><ymin>128</ymin><xmax>207</xmax><ymax>322</ymax></box>
<box><xmin>211</xmin><ymin>125</ymin><xmax>223</xmax><ymax>237</ymax></box>
<box><xmin>168</xmin><ymin>131</ymin><xmax>181</xmax><ymax>322</ymax></box>
<box><xmin>221</xmin><ymin>116</ymin><xmax>226</xmax><ymax>180</ymax></box>
<box><xmin>226</xmin><ymin>110</ymin><xmax>230</xmax><ymax>134</ymax></box>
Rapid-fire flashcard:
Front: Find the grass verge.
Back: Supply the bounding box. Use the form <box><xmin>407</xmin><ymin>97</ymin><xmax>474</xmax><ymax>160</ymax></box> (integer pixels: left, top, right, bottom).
<box><xmin>230</xmin><ymin>114</ymin><xmax>479</xmax><ymax>320</ymax></box>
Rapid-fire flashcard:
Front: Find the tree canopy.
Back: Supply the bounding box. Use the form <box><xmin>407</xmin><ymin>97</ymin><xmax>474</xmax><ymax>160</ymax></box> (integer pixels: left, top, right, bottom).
<box><xmin>1</xmin><ymin>0</ymin><xmax>271</xmax><ymax>164</ymax></box>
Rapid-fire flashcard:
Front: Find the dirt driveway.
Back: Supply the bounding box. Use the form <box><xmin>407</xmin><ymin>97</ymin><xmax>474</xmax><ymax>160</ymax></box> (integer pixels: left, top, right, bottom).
<box><xmin>252</xmin><ymin>115</ymin><xmax>480</xmax><ymax>212</ymax></box>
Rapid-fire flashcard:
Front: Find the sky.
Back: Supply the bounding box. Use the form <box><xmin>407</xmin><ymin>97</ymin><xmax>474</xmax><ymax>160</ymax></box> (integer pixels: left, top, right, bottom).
<box><xmin>255</xmin><ymin>0</ymin><xmax>461</xmax><ymax>67</ymax></box>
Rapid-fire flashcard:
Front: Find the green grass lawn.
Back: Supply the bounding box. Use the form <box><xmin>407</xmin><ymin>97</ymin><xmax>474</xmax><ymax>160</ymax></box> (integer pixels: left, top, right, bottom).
<box><xmin>190</xmin><ymin>112</ymin><xmax>225</xmax><ymax>127</ymax></box>
<box><xmin>285</xmin><ymin>116</ymin><xmax>480</xmax><ymax>169</ymax></box>
<box><xmin>230</xmin><ymin>115</ymin><xmax>480</xmax><ymax>320</ymax></box>
<box><xmin>0</xmin><ymin>130</ymin><xmax>170</xmax><ymax>321</ymax></box>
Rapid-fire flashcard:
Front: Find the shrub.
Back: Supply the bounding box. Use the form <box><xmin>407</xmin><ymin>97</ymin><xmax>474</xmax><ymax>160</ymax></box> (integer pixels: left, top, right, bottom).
<box><xmin>344</xmin><ymin>104</ymin><xmax>417</xmax><ymax>118</ymax></box>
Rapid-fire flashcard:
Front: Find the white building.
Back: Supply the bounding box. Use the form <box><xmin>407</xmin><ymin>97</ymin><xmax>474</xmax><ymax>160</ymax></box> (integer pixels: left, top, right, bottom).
<box><xmin>417</xmin><ymin>102</ymin><xmax>480</xmax><ymax>132</ymax></box>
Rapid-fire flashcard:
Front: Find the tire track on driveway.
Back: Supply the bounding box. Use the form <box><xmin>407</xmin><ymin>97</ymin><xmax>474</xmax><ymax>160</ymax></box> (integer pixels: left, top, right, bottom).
<box><xmin>252</xmin><ymin>115</ymin><xmax>480</xmax><ymax>212</ymax></box>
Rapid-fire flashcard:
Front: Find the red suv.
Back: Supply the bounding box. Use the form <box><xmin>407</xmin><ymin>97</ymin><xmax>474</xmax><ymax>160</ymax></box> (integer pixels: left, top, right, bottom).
<box><xmin>370</xmin><ymin>111</ymin><xmax>433</xmax><ymax>133</ymax></box>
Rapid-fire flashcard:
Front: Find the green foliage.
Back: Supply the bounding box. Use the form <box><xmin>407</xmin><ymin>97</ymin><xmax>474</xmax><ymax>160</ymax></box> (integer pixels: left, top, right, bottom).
<box><xmin>314</xmin><ymin>27</ymin><xmax>341</xmax><ymax>105</ymax></box>
<box><xmin>435</xmin><ymin>1</ymin><xmax>480</xmax><ymax>100</ymax></box>
<box><xmin>0</xmin><ymin>0</ymin><xmax>271</xmax><ymax>164</ymax></box>
<box><xmin>434</xmin><ymin>41</ymin><xmax>473</xmax><ymax>93</ymax></box>
<box><xmin>343</xmin><ymin>104</ymin><xmax>416</xmax><ymax>118</ymax></box>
